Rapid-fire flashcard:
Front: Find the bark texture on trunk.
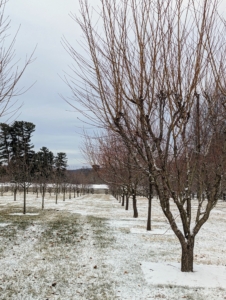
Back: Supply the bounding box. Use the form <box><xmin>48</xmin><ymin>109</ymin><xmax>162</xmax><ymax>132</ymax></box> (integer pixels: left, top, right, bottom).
<box><xmin>147</xmin><ymin>182</ymin><xmax>152</xmax><ymax>231</ymax></box>
<box><xmin>132</xmin><ymin>189</ymin><xmax>138</xmax><ymax>218</ymax></box>
<box><xmin>181</xmin><ymin>237</ymin><xmax>194</xmax><ymax>272</ymax></box>
<box><xmin>121</xmin><ymin>194</ymin><xmax>125</xmax><ymax>206</ymax></box>
<box><xmin>125</xmin><ymin>194</ymin><xmax>129</xmax><ymax>210</ymax></box>
<box><xmin>147</xmin><ymin>196</ymin><xmax>152</xmax><ymax>231</ymax></box>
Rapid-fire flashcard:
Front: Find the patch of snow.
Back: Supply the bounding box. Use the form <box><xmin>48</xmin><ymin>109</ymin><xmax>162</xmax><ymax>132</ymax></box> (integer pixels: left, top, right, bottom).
<box><xmin>141</xmin><ymin>262</ymin><xmax>226</xmax><ymax>288</ymax></box>
<box><xmin>130</xmin><ymin>228</ymin><xmax>173</xmax><ymax>235</ymax></box>
<box><xmin>211</xmin><ymin>210</ymin><xmax>225</xmax><ymax>214</ymax></box>
<box><xmin>9</xmin><ymin>213</ymin><xmax>39</xmax><ymax>216</ymax></box>
<box><xmin>90</xmin><ymin>184</ymin><xmax>109</xmax><ymax>189</ymax></box>
<box><xmin>107</xmin><ymin>220</ymin><xmax>146</xmax><ymax>227</ymax></box>
<box><xmin>0</xmin><ymin>223</ymin><xmax>11</xmax><ymax>227</ymax></box>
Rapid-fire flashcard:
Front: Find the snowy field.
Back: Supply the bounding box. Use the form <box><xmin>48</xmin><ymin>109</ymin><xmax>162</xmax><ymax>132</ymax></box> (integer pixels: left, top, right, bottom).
<box><xmin>0</xmin><ymin>192</ymin><xmax>225</xmax><ymax>299</ymax></box>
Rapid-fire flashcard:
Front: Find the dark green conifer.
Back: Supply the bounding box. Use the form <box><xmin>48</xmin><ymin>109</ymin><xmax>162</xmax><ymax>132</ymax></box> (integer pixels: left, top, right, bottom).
<box><xmin>0</xmin><ymin>123</ymin><xmax>11</xmax><ymax>165</ymax></box>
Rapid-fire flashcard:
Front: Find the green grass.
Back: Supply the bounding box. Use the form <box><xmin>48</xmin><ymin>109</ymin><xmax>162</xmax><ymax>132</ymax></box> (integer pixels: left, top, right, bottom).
<box><xmin>40</xmin><ymin>214</ymin><xmax>79</xmax><ymax>245</ymax></box>
<box><xmin>86</xmin><ymin>216</ymin><xmax>116</xmax><ymax>249</ymax></box>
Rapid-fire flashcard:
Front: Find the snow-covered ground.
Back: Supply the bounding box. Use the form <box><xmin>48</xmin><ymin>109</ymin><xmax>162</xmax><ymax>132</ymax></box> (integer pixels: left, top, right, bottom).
<box><xmin>0</xmin><ymin>192</ymin><xmax>225</xmax><ymax>299</ymax></box>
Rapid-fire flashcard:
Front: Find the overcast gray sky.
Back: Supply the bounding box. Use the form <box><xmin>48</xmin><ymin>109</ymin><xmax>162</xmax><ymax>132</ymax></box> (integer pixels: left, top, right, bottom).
<box><xmin>4</xmin><ymin>0</ymin><xmax>99</xmax><ymax>169</ymax></box>
<box><xmin>4</xmin><ymin>0</ymin><xmax>226</xmax><ymax>168</ymax></box>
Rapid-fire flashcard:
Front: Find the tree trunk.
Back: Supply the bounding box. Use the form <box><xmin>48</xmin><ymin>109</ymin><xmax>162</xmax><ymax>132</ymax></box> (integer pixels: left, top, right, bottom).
<box><xmin>42</xmin><ymin>186</ymin><xmax>45</xmax><ymax>210</ymax></box>
<box><xmin>56</xmin><ymin>185</ymin><xmax>58</xmax><ymax>204</ymax></box>
<box><xmin>147</xmin><ymin>182</ymin><xmax>153</xmax><ymax>231</ymax></box>
<box><xmin>181</xmin><ymin>237</ymin><xmax>195</xmax><ymax>272</ymax></box>
<box><xmin>63</xmin><ymin>186</ymin><xmax>66</xmax><ymax>201</ymax></box>
<box><xmin>121</xmin><ymin>194</ymin><xmax>125</xmax><ymax>206</ymax></box>
<box><xmin>14</xmin><ymin>188</ymin><xmax>17</xmax><ymax>201</ymax></box>
<box><xmin>23</xmin><ymin>185</ymin><xmax>26</xmax><ymax>215</ymax></box>
<box><xmin>132</xmin><ymin>189</ymin><xmax>138</xmax><ymax>218</ymax></box>
<box><xmin>125</xmin><ymin>194</ymin><xmax>129</xmax><ymax>210</ymax></box>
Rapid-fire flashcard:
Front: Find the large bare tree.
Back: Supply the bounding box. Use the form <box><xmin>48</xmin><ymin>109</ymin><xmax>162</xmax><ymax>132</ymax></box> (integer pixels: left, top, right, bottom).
<box><xmin>64</xmin><ymin>0</ymin><xmax>226</xmax><ymax>272</ymax></box>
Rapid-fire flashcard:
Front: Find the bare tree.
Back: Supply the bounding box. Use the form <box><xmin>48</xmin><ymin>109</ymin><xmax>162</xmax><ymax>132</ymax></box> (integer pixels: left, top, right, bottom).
<box><xmin>64</xmin><ymin>0</ymin><xmax>226</xmax><ymax>272</ymax></box>
<box><xmin>0</xmin><ymin>0</ymin><xmax>34</xmax><ymax>119</ymax></box>
<box><xmin>83</xmin><ymin>131</ymin><xmax>144</xmax><ymax>217</ymax></box>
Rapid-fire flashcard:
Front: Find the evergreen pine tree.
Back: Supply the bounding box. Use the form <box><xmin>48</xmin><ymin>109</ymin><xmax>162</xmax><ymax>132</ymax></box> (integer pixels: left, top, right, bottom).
<box><xmin>54</xmin><ymin>152</ymin><xmax>68</xmax><ymax>203</ymax></box>
<box><xmin>35</xmin><ymin>146</ymin><xmax>54</xmax><ymax>209</ymax></box>
<box><xmin>0</xmin><ymin>123</ymin><xmax>11</xmax><ymax>165</ymax></box>
<box><xmin>9</xmin><ymin>121</ymin><xmax>36</xmax><ymax>214</ymax></box>
<box><xmin>10</xmin><ymin>121</ymin><xmax>35</xmax><ymax>165</ymax></box>
<box><xmin>54</xmin><ymin>152</ymin><xmax>67</xmax><ymax>180</ymax></box>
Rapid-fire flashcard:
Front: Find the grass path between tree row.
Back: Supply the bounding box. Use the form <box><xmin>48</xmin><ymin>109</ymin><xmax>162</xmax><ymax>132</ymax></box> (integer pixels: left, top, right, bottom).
<box><xmin>0</xmin><ymin>193</ymin><xmax>225</xmax><ymax>299</ymax></box>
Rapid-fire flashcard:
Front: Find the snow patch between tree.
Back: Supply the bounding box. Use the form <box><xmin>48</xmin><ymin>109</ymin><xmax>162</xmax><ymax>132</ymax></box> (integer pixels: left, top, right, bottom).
<box><xmin>130</xmin><ymin>228</ymin><xmax>174</xmax><ymax>235</ymax></box>
<box><xmin>9</xmin><ymin>213</ymin><xmax>39</xmax><ymax>216</ymax></box>
<box><xmin>141</xmin><ymin>262</ymin><xmax>226</xmax><ymax>288</ymax></box>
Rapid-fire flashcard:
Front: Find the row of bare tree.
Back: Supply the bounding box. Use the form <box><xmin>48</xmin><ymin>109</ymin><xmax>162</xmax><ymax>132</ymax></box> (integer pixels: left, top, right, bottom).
<box><xmin>0</xmin><ymin>169</ymin><xmax>97</xmax><ymax>220</ymax></box>
<box><xmin>0</xmin><ymin>181</ymin><xmax>92</xmax><ymax>201</ymax></box>
<box><xmin>64</xmin><ymin>0</ymin><xmax>226</xmax><ymax>272</ymax></box>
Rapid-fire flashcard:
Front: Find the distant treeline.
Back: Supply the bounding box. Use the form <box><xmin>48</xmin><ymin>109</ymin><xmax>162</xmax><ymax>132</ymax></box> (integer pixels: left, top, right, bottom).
<box><xmin>68</xmin><ymin>168</ymin><xmax>104</xmax><ymax>185</ymax></box>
